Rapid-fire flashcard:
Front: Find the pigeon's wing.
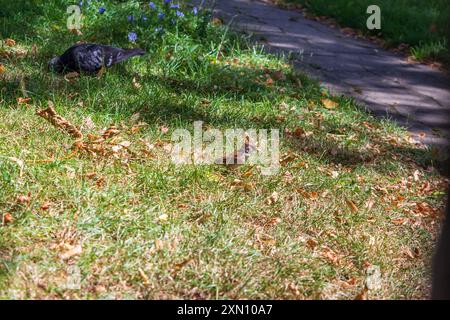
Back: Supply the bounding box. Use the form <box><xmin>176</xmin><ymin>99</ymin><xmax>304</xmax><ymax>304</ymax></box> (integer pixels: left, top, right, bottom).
<box><xmin>73</xmin><ymin>44</ymin><xmax>105</xmax><ymax>73</ymax></box>
<box><xmin>60</xmin><ymin>44</ymin><xmax>105</xmax><ymax>73</ymax></box>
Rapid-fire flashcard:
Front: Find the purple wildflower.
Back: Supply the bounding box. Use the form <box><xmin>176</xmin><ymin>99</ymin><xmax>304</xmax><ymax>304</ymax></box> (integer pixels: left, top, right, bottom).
<box><xmin>157</xmin><ymin>12</ymin><xmax>165</xmax><ymax>19</ymax></box>
<box><xmin>192</xmin><ymin>7</ymin><xmax>198</xmax><ymax>15</ymax></box>
<box><xmin>175</xmin><ymin>10</ymin><xmax>184</xmax><ymax>17</ymax></box>
<box><xmin>127</xmin><ymin>15</ymin><xmax>134</xmax><ymax>22</ymax></box>
<box><xmin>98</xmin><ymin>6</ymin><xmax>106</xmax><ymax>14</ymax></box>
<box><xmin>128</xmin><ymin>32</ymin><xmax>138</xmax><ymax>42</ymax></box>
<box><xmin>149</xmin><ymin>2</ymin><xmax>156</xmax><ymax>9</ymax></box>
<box><xmin>170</xmin><ymin>4</ymin><xmax>180</xmax><ymax>9</ymax></box>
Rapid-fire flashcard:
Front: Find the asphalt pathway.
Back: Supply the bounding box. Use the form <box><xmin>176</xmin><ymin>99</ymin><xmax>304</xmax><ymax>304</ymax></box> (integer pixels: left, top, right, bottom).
<box><xmin>204</xmin><ymin>0</ymin><xmax>450</xmax><ymax>146</ymax></box>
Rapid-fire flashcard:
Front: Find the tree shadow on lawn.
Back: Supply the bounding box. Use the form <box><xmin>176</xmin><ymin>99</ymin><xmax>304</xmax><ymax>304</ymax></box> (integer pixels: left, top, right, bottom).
<box><xmin>0</xmin><ymin>42</ymin><xmax>445</xmax><ymax>176</ymax></box>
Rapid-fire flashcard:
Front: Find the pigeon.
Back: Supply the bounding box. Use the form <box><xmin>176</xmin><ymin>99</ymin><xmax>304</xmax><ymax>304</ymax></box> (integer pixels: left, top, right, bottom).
<box><xmin>48</xmin><ymin>43</ymin><xmax>145</xmax><ymax>74</ymax></box>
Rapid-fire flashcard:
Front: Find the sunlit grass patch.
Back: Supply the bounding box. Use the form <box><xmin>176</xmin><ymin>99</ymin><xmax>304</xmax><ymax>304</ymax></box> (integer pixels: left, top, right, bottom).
<box><xmin>0</xmin><ymin>0</ymin><xmax>448</xmax><ymax>299</ymax></box>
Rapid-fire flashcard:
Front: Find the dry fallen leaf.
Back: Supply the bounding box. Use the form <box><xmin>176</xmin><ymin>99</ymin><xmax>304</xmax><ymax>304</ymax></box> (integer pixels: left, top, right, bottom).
<box><xmin>69</xmin><ymin>28</ymin><xmax>83</xmax><ymax>36</ymax></box>
<box><xmin>345</xmin><ymin>199</ymin><xmax>359</xmax><ymax>213</ymax></box>
<box><xmin>265</xmin><ymin>191</ymin><xmax>279</xmax><ymax>205</ymax></box>
<box><xmin>17</xmin><ymin>193</ymin><xmax>31</xmax><ymax>206</ymax></box>
<box><xmin>265</xmin><ymin>77</ymin><xmax>274</xmax><ymax>86</ymax></box>
<box><xmin>321</xmin><ymin>98</ymin><xmax>338</xmax><ymax>109</ymax></box>
<box><xmin>354</xmin><ymin>287</ymin><xmax>368</xmax><ymax>300</ymax></box>
<box><xmin>41</xmin><ymin>202</ymin><xmax>51</xmax><ymax>211</ymax></box>
<box><xmin>132</xmin><ymin>77</ymin><xmax>142</xmax><ymax>89</ymax></box>
<box><xmin>321</xmin><ymin>247</ymin><xmax>339</xmax><ymax>265</ymax></box>
<box><xmin>293</xmin><ymin>127</ymin><xmax>304</xmax><ymax>138</ymax></box>
<box><xmin>306</xmin><ymin>238</ymin><xmax>318</xmax><ymax>249</ymax></box>
<box><xmin>0</xmin><ymin>63</ymin><xmax>5</xmax><ymax>74</ymax></box>
<box><xmin>5</xmin><ymin>38</ymin><xmax>16</xmax><ymax>47</ymax></box>
<box><xmin>60</xmin><ymin>244</ymin><xmax>82</xmax><ymax>260</ymax></box>
<box><xmin>2</xmin><ymin>212</ymin><xmax>13</xmax><ymax>225</ymax></box>
<box><xmin>64</xmin><ymin>72</ymin><xmax>80</xmax><ymax>82</ymax></box>
<box><xmin>138</xmin><ymin>268</ymin><xmax>150</xmax><ymax>285</ymax></box>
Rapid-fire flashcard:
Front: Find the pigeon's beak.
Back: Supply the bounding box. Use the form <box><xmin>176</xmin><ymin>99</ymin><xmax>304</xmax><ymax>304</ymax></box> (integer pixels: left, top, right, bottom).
<box><xmin>48</xmin><ymin>57</ymin><xmax>62</xmax><ymax>73</ymax></box>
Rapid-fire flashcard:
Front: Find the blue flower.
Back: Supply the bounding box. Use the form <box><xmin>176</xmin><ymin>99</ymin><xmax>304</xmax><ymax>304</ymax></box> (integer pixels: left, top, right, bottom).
<box><xmin>170</xmin><ymin>4</ymin><xmax>180</xmax><ymax>9</ymax></box>
<box><xmin>192</xmin><ymin>6</ymin><xmax>198</xmax><ymax>15</ymax></box>
<box><xmin>79</xmin><ymin>1</ymin><xmax>83</xmax><ymax>6</ymax></box>
<box><xmin>164</xmin><ymin>0</ymin><xmax>171</xmax><ymax>4</ymax></box>
<box><xmin>157</xmin><ymin>12</ymin><xmax>165</xmax><ymax>19</ymax></box>
<box><xmin>155</xmin><ymin>27</ymin><xmax>164</xmax><ymax>33</ymax></box>
<box><xmin>175</xmin><ymin>10</ymin><xmax>184</xmax><ymax>17</ymax></box>
<box><xmin>149</xmin><ymin>2</ymin><xmax>156</xmax><ymax>9</ymax></box>
<box><xmin>127</xmin><ymin>15</ymin><xmax>134</xmax><ymax>22</ymax></box>
<box><xmin>142</xmin><ymin>14</ymin><xmax>148</xmax><ymax>21</ymax></box>
<box><xmin>98</xmin><ymin>6</ymin><xmax>106</xmax><ymax>14</ymax></box>
<box><xmin>128</xmin><ymin>32</ymin><xmax>138</xmax><ymax>42</ymax></box>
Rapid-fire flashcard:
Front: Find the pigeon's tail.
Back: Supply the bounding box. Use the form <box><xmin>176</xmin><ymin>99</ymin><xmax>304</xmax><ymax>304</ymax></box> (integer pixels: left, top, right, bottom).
<box><xmin>116</xmin><ymin>48</ymin><xmax>146</xmax><ymax>64</ymax></box>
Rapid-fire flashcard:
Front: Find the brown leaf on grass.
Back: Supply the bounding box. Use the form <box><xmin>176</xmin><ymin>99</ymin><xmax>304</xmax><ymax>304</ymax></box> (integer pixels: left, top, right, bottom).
<box><xmin>306</xmin><ymin>238</ymin><xmax>318</xmax><ymax>249</ymax></box>
<box><xmin>279</xmin><ymin>152</ymin><xmax>297</xmax><ymax>165</ymax></box>
<box><xmin>265</xmin><ymin>77</ymin><xmax>274</xmax><ymax>86</ymax></box>
<box><xmin>138</xmin><ymin>268</ymin><xmax>150</xmax><ymax>285</ymax></box>
<box><xmin>2</xmin><ymin>212</ymin><xmax>13</xmax><ymax>226</ymax></box>
<box><xmin>132</xmin><ymin>77</ymin><xmax>142</xmax><ymax>89</ymax></box>
<box><xmin>365</xmin><ymin>199</ymin><xmax>375</xmax><ymax>211</ymax></box>
<box><xmin>102</xmin><ymin>125</ymin><xmax>120</xmax><ymax>139</ymax></box>
<box><xmin>403</xmin><ymin>247</ymin><xmax>416</xmax><ymax>259</ymax></box>
<box><xmin>293</xmin><ymin>127</ymin><xmax>304</xmax><ymax>138</ymax></box>
<box><xmin>295</xmin><ymin>188</ymin><xmax>318</xmax><ymax>199</ymax></box>
<box><xmin>17</xmin><ymin>193</ymin><xmax>31</xmax><ymax>206</ymax></box>
<box><xmin>172</xmin><ymin>259</ymin><xmax>193</xmax><ymax>275</ymax></box>
<box><xmin>354</xmin><ymin>287</ymin><xmax>368</xmax><ymax>300</ymax></box>
<box><xmin>321</xmin><ymin>247</ymin><xmax>339</xmax><ymax>265</ymax></box>
<box><xmin>85</xmin><ymin>172</ymin><xmax>97</xmax><ymax>179</ymax></box>
<box><xmin>230</xmin><ymin>179</ymin><xmax>253</xmax><ymax>191</ymax></box>
<box><xmin>36</xmin><ymin>101</ymin><xmax>83</xmax><ymax>139</ymax></box>
<box><xmin>265</xmin><ymin>191</ymin><xmax>279</xmax><ymax>205</ymax></box>
<box><xmin>69</xmin><ymin>28</ymin><xmax>83</xmax><ymax>36</ymax></box>
<box><xmin>60</xmin><ymin>244</ymin><xmax>82</xmax><ymax>260</ymax></box>
<box><xmin>0</xmin><ymin>63</ymin><xmax>5</xmax><ymax>74</ymax></box>
<box><xmin>17</xmin><ymin>97</ymin><xmax>31</xmax><ymax>105</ymax></box>
<box><xmin>287</xmin><ymin>283</ymin><xmax>302</xmax><ymax>297</ymax></box>
<box><xmin>345</xmin><ymin>199</ymin><xmax>359</xmax><ymax>213</ymax></box>
<box><xmin>41</xmin><ymin>202</ymin><xmax>51</xmax><ymax>211</ymax></box>
<box><xmin>321</xmin><ymin>98</ymin><xmax>338</xmax><ymax>109</ymax></box>
<box><xmin>392</xmin><ymin>217</ymin><xmax>408</xmax><ymax>225</ymax></box>
<box><xmin>5</xmin><ymin>38</ymin><xmax>16</xmax><ymax>47</ymax></box>
<box><xmin>64</xmin><ymin>72</ymin><xmax>80</xmax><ymax>82</ymax></box>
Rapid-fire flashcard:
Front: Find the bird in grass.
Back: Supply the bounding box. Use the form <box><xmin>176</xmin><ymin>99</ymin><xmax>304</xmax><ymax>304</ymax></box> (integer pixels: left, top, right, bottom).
<box><xmin>48</xmin><ymin>43</ymin><xmax>145</xmax><ymax>74</ymax></box>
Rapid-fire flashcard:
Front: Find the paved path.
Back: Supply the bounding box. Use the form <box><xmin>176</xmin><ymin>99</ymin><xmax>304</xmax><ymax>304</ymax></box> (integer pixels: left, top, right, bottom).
<box><xmin>202</xmin><ymin>0</ymin><xmax>450</xmax><ymax>146</ymax></box>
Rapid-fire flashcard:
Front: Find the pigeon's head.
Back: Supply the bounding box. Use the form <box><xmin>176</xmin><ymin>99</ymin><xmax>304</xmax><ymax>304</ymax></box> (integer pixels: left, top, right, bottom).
<box><xmin>48</xmin><ymin>56</ymin><xmax>63</xmax><ymax>73</ymax></box>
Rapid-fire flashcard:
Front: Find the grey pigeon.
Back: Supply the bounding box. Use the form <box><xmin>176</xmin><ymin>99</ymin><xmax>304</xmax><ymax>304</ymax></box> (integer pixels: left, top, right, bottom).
<box><xmin>49</xmin><ymin>43</ymin><xmax>145</xmax><ymax>74</ymax></box>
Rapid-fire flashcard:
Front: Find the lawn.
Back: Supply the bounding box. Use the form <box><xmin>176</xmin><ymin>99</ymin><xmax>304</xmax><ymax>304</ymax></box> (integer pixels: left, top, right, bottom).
<box><xmin>279</xmin><ymin>0</ymin><xmax>450</xmax><ymax>64</ymax></box>
<box><xmin>0</xmin><ymin>0</ymin><xmax>448</xmax><ymax>299</ymax></box>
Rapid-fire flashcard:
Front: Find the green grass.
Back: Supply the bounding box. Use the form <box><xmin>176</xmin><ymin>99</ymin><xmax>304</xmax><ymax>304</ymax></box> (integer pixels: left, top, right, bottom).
<box><xmin>0</xmin><ymin>0</ymin><xmax>447</xmax><ymax>299</ymax></box>
<box><xmin>280</xmin><ymin>0</ymin><xmax>450</xmax><ymax>63</ymax></box>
